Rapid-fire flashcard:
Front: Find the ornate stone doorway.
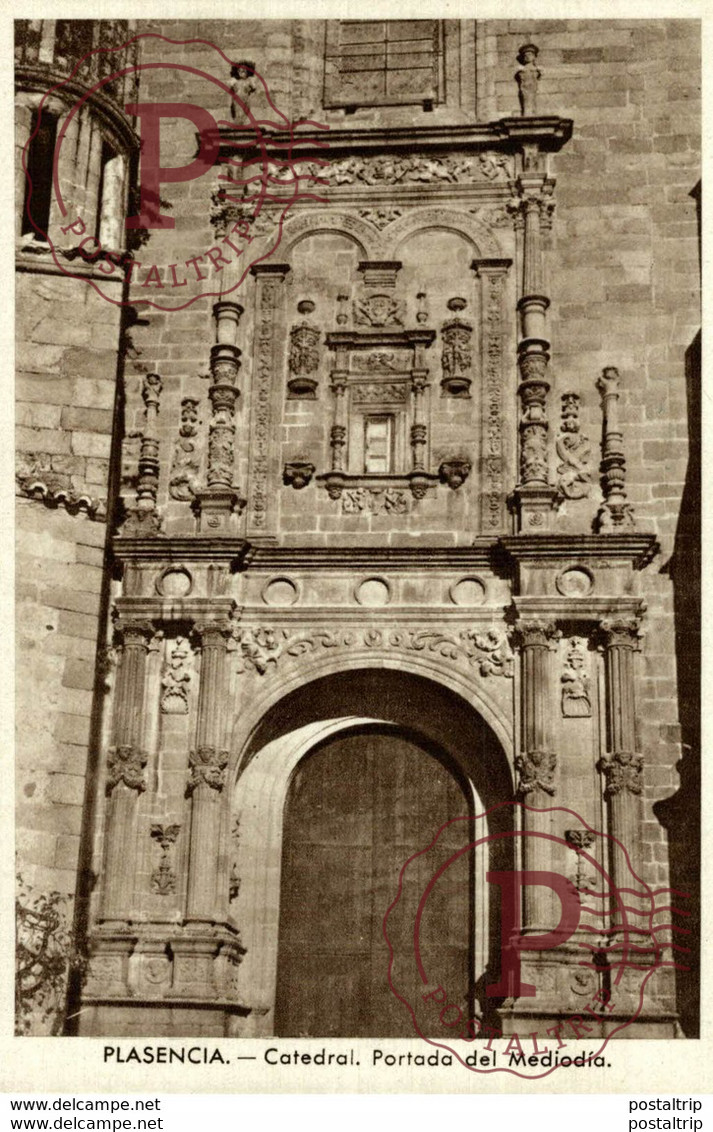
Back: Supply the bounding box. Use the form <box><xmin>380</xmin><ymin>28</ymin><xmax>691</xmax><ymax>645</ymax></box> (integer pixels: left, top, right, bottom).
<box><xmin>228</xmin><ymin>666</ymin><xmax>514</xmax><ymax>1037</ymax></box>
<box><xmin>274</xmin><ymin>724</ymin><xmax>473</xmax><ymax>1038</ymax></box>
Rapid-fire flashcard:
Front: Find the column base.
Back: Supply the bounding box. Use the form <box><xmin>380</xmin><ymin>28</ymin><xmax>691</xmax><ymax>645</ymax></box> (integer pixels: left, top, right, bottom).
<box><xmin>192</xmin><ymin>487</ymin><xmax>245</xmax><ymax>533</ymax></box>
<box><xmin>514</xmin><ymin>483</ymin><xmax>559</xmax><ymax>532</ymax></box>
<box><xmin>494</xmin><ymin>947</ymin><xmax>679</xmax><ymax>1041</ymax></box>
<box><xmin>80</xmin><ymin>923</ymin><xmax>249</xmax><ymax>1035</ymax></box>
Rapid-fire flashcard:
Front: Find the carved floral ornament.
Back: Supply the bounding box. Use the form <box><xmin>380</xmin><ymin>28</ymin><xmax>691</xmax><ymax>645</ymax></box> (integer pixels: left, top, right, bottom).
<box><xmin>230</xmin><ymin>624</ymin><xmax>514</xmax><ymax>679</ymax></box>
<box><xmin>323</xmin><ymin>151</ymin><xmax>514</xmax><ymax>187</ymax></box>
<box><xmin>160</xmin><ymin>636</ymin><xmax>193</xmax><ymax>714</ymax></box>
<box><xmin>561</xmin><ymin>638</ymin><xmax>592</xmax><ymax>718</ymax></box>
<box><xmin>150</xmin><ymin>823</ymin><xmax>181</xmax><ymax>896</ymax></box>
<box><xmin>287</xmin><ymin>312</ymin><xmax>321</xmax><ymax>397</ymax></box>
<box><xmin>169</xmin><ymin>398</ymin><xmax>201</xmax><ymax>502</ymax></box>
<box><xmin>556</xmin><ymin>392</ymin><xmax>592</xmax><ymax>501</ymax></box>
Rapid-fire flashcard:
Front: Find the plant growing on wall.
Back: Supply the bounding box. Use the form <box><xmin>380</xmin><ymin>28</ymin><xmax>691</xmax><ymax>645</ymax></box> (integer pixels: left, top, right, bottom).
<box><xmin>15</xmin><ymin>874</ymin><xmax>85</xmax><ymax>1036</ymax></box>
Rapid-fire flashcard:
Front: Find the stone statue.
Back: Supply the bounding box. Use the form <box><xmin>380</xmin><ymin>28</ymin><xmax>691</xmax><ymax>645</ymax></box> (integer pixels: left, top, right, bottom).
<box><xmin>516</xmin><ymin>44</ymin><xmax>541</xmax><ymax>116</ymax></box>
<box><xmin>230</xmin><ymin>60</ymin><xmax>258</xmax><ymax>119</ymax></box>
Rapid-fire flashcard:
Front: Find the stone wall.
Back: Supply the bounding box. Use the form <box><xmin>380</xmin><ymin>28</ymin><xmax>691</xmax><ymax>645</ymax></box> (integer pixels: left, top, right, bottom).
<box><xmin>15</xmin><ymin>18</ymin><xmax>700</xmax><ymax>1036</ymax></box>
<box><xmin>16</xmin><ymin>272</ymin><xmax>121</xmax><ymax>898</ymax></box>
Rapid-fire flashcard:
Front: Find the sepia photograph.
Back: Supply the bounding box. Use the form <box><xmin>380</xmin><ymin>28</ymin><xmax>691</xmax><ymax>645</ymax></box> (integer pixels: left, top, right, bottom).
<box><xmin>12</xmin><ymin>11</ymin><xmax>701</xmax><ymax>1073</ymax></box>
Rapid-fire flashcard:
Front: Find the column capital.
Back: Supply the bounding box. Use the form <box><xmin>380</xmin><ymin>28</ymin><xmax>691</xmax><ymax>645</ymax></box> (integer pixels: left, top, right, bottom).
<box><xmin>250</xmin><ymin>263</ymin><xmax>290</xmax><ymax>280</ymax></box>
<box><xmin>141</xmin><ymin>372</ymin><xmax>163</xmax><ymax>409</ymax></box>
<box><xmin>597</xmin><ymin>365</ymin><xmax>621</xmax><ymax>398</ymax></box>
<box><xmin>188</xmin><ymin>746</ymin><xmax>229</xmax><ymax>793</ymax></box>
<box><xmin>599</xmin><ymin>751</ymin><xmax>644</xmax><ymax>798</ymax></box>
<box><xmin>511</xmin><ymin>619</ymin><xmax>560</xmax><ymax>650</ymax></box>
<box><xmin>471</xmin><ymin>257</ymin><xmax>513</xmax><ymax>277</ymax></box>
<box><xmin>598</xmin><ymin>618</ymin><xmax>643</xmax><ymax>651</ymax></box>
<box><xmin>106</xmin><ymin>744</ymin><xmax>147</xmax><ymax>793</ymax></box>
<box><xmin>516</xmin><ymin>749</ymin><xmax>557</xmax><ymax>797</ymax></box>
<box><xmin>113</xmin><ymin>617</ymin><xmax>157</xmax><ymax>646</ymax></box>
<box><xmin>192</xmin><ymin>620</ymin><xmax>235</xmax><ymax>648</ymax></box>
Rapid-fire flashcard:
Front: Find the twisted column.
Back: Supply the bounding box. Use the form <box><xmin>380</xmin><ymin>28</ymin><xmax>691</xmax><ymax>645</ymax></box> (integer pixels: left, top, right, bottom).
<box><xmin>194</xmin><ymin>302</ymin><xmax>244</xmax><ymax>532</ymax></box>
<box><xmin>324</xmin><ymin>366</ymin><xmax>348</xmax><ymax>499</ymax></box>
<box><xmin>410</xmin><ymin>374</ymin><xmax>428</xmax><ymax>469</ymax></box>
<box><xmin>101</xmin><ymin>619</ymin><xmax>154</xmax><ymax>922</ymax></box>
<box><xmin>121</xmin><ymin>373</ymin><xmax>163</xmax><ymax>535</ymax></box>
<box><xmin>513</xmin><ymin>177</ymin><xmax>558</xmax><ymax>530</ymax></box>
<box><xmin>596</xmin><ymin>366</ymin><xmax>635</xmax><ymax>530</ymax></box>
<box><xmin>185</xmin><ymin>620</ymin><xmax>233</xmax><ymax>923</ymax></box>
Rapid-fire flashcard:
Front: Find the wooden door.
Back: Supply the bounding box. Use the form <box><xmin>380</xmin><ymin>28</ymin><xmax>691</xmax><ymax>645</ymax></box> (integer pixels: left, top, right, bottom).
<box><xmin>274</xmin><ymin>726</ymin><xmax>473</xmax><ymax>1037</ymax></box>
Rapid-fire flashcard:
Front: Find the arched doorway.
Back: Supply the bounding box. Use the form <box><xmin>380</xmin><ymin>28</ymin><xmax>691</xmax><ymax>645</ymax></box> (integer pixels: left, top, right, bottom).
<box><xmin>274</xmin><ymin>724</ymin><xmax>473</xmax><ymax>1038</ymax></box>
<box><xmin>228</xmin><ymin>666</ymin><xmax>514</xmax><ymax>1038</ymax></box>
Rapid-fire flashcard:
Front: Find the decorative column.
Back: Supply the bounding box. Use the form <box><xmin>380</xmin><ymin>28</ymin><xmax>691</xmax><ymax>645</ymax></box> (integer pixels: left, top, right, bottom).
<box><xmin>324</xmin><ymin>363</ymin><xmax>348</xmax><ymax>498</ymax></box>
<box><xmin>194</xmin><ymin>302</ymin><xmax>244</xmax><ymax>532</ymax></box>
<box><xmin>121</xmin><ymin>373</ymin><xmax>163</xmax><ymax>535</ymax></box>
<box><xmin>185</xmin><ymin>620</ymin><xmax>233</xmax><ymax>924</ymax></box>
<box><xmin>410</xmin><ymin>373</ymin><xmax>427</xmax><ymax>471</ymax></box>
<box><xmin>513</xmin><ymin>619</ymin><xmax>560</xmax><ymax>934</ymax></box>
<box><xmin>408</xmin><ymin>329</ymin><xmax>435</xmax><ymax>499</ymax></box>
<box><xmin>514</xmin><ymin>184</ymin><xmax>557</xmax><ymax>530</ymax></box>
<box><xmin>509</xmin><ymin>64</ymin><xmax>559</xmax><ymax>532</ymax></box>
<box><xmin>596</xmin><ymin>366</ymin><xmax>636</xmax><ymax>530</ymax></box>
<box><xmin>598</xmin><ymin>618</ymin><xmax>644</xmax><ymax>894</ymax></box>
<box><xmin>100</xmin><ymin>619</ymin><xmax>154</xmax><ymax>923</ymax></box>
<box><xmin>247</xmin><ymin>263</ymin><xmax>290</xmax><ymax>536</ymax></box>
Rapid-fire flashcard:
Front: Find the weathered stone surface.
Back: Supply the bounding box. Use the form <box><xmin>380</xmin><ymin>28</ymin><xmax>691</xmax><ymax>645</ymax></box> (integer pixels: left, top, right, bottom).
<box><xmin>15</xmin><ymin>17</ymin><xmax>698</xmax><ymax>1042</ymax></box>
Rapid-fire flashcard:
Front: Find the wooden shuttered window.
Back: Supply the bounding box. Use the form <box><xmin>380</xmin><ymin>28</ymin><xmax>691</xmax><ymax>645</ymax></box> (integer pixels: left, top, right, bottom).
<box><xmin>324</xmin><ymin>20</ymin><xmax>443</xmax><ymax>110</ymax></box>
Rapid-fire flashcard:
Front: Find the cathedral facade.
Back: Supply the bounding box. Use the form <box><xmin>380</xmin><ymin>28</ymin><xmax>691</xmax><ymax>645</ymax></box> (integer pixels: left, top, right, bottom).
<box><xmin>15</xmin><ymin>18</ymin><xmax>700</xmax><ymax>1041</ymax></box>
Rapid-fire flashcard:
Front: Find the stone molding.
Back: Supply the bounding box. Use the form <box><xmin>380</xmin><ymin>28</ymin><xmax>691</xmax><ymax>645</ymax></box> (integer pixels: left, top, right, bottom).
<box><xmin>231</xmin><ymin>623</ymin><xmax>514</xmax><ymax>679</ymax></box>
<box><xmin>216</xmin><ymin>119</ymin><xmax>574</xmax><ymax>164</ymax></box>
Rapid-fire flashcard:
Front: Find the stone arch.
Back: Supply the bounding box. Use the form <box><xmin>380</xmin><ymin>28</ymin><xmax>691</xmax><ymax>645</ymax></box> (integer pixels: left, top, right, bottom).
<box><xmin>226</xmin><ymin>662</ymin><xmax>514</xmax><ymax>1036</ymax></box>
<box><xmin>383</xmin><ymin>206</ymin><xmax>505</xmax><ymax>260</ymax></box>
<box><xmin>228</xmin><ymin>647</ymin><xmax>514</xmax><ymax>777</ymax></box>
<box><xmin>280</xmin><ymin>209</ymin><xmax>381</xmax><ymax>259</ymax></box>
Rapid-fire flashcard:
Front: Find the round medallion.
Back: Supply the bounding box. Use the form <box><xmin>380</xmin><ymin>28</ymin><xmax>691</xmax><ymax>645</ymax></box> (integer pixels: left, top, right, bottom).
<box><xmin>556</xmin><ymin>566</ymin><xmax>594</xmax><ymax>597</ymax></box>
<box><xmin>155</xmin><ymin>566</ymin><xmax>193</xmax><ymax>598</ymax></box>
<box><xmin>262</xmin><ymin>576</ymin><xmax>299</xmax><ymax>606</ymax></box>
<box><xmin>354</xmin><ymin>577</ymin><xmax>391</xmax><ymax>607</ymax></box>
<box><xmin>449</xmin><ymin>576</ymin><xmax>487</xmax><ymax>607</ymax></box>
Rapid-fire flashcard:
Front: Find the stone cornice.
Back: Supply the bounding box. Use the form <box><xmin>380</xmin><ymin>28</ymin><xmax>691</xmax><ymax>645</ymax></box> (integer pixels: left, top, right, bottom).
<box><xmin>500</xmin><ymin>533</ymin><xmax>659</xmax><ymax>569</ymax></box>
<box><xmin>113</xmin><ymin>596</ymin><xmax>237</xmax><ymax>623</ymax></box>
<box><xmin>109</xmin><ymin>534</ymin><xmax>659</xmax><ymax>574</ymax></box>
<box><xmin>512</xmin><ymin>596</ymin><xmax>647</xmax><ymax>624</ymax></box>
<box><xmin>112</xmin><ymin>537</ymin><xmax>251</xmax><ymax>566</ymax></box>
<box><xmin>325</xmin><ymin>329</ymin><xmax>438</xmax><ymax>350</ymax></box>
<box><xmin>214</xmin><ymin>117</ymin><xmax>573</xmax><ymax>161</ymax></box>
<box><xmin>237</xmin><ymin>607</ymin><xmax>510</xmax><ymax>623</ymax></box>
<box><xmin>246</xmin><ymin>542</ymin><xmax>498</xmax><ymax>570</ymax></box>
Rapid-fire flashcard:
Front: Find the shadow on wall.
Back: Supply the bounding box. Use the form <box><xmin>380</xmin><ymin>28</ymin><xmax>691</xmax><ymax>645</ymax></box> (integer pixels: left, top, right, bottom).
<box><xmin>654</xmin><ymin>326</ymin><xmax>701</xmax><ymax>1038</ymax></box>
